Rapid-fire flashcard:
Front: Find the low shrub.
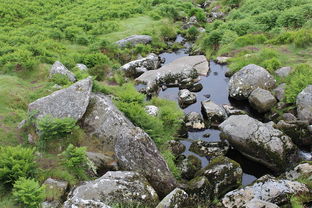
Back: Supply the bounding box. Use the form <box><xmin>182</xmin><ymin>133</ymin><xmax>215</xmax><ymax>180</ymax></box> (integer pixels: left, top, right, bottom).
<box><xmin>50</xmin><ymin>74</ymin><xmax>72</xmax><ymax>86</ymax></box>
<box><xmin>262</xmin><ymin>57</ymin><xmax>281</xmax><ymax>73</ymax></box>
<box><xmin>186</xmin><ymin>26</ymin><xmax>199</xmax><ymax>40</ymax></box>
<box><xmin>293</xmin><ymin>29</ymin><xmax>312</xmax><ymax>48</ymax></box>
<box><xmin>234</xmin><ymin>33</ymin><xmax>267</xmax><ymax>47</ymax></box>
<box><xmin>88</xmin><ymin>64</ymin><xmax>110</xmax><ymax>81</ymax></box>
<box><xmin>82</xmin><ymin>53</ymin><xmax>111</xmax><ymax>68</ymax></box>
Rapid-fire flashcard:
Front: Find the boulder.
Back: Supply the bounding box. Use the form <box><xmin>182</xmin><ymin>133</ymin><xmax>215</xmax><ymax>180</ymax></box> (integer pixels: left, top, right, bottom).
<box><xmin>285</xmin><ymin>162</ymin><xmax>312</xmax><ymax>181</ymax></box>
<box><xmin>28</xmin><ymin>78</ymin><xmax>92</xmax><ymax>120</ymax></box>
<box><xmin>222</xmin><ymin>104</ymin><xmax>246</xmax><ymax>116</ymax></box>
<box><xmin>215</xmin><ymin>57</ymin><xmax>230</xmax><ymax>64</ymax></box>
<box><xmin>49</xmin><ymin>61</ymin><xmax>76</xmax><ymax>82</ymax></box>
<box><xmin>296</xmin><ymin>85</ymin><xmax>312</xmax><ymax>123</ymax></box>
<box><xmin>115</xmin><ymin>35</ymin><xmax>152</xmax><ymax>47</ymax></box>
<box><xmin>185</xmin><ymin>176</ymin><xmax>213</xmax><ymax>205</ymax></box>
<box><xmin>275</xmin><ymin>66</ymin><xmax>293</xmax><ymax>77</ymax></box>
<box><xmin>272</xmin><ymin>83</ymin><xmax>286</xmax><ymax>101</ymax></box>
<box><xmin>219</xmin><ymin>115</ymin><xmax>298</xmax><ymax>172</ymax></box>
<box><xmin>185</xmin><ymin>112</ymin><xmax>205</xmax><ymax>131</ymax></box>
<box><xmin>248</xmin><ymin>88</ymin><xmax>277</xmax><ymax>113</ymax></box>
<box><xmin>64</xmin><ymin>171</ymin><xmax>159</xmax><ymax>207</ymax></box>
<box><xmin>229</xmin><ymin>64</ymin><xmax>276</xmax><ymax>100</ymax></box>
<box><xmin>136</xmin><ymin>56</ymin><xmax>209</xmax><ymax>93</ymax></box>
<box><xmin>168</xmin><ymin>140</ymin><xmax>186</xmax><ymax>156</ymax></box>
<box><xmin>120</xmin><ymin>53</ymin><xmax>161</xmax><ymax>77</ymax></box>
<box><xmin>201</xmin><ymin>101</ymin><xmax>227</xmax><ymax>124</ymax></box>
<box><xmin>178</xmin><ymin>155</ymin><xmax>201</xmax><ymax>180</ymax></box>
<box><xmin>189</xmin><ymin>140</ymin><xmax>229</xmax><ymax>158</ymax></box>
<box><xmin>222</xmin><ymin>177</ymin><xmax>310</xmax><ymax>207</ymax></box>
<box><xmin>156</xmin><ymin>188</ymin><xmax>188</xmax><ymax>208</ymax></box>
<box><xmin>86</xmin><ymin>152</ymin><xmax>118</xmax><ymax>176</ymax></box>
<box><xmin>145</xmin><ymin>105</ymin><xmax>159</xmax><ymax>117</ymax></box>
<box><xmin>42</xmin><ymin>178</ymin><xmax>68</xmax><ymax>208</ymax></box>
<box><xmin>196</xmin><ymin>156</ymin><xmax>242</xmax><ymax>198</ymax></box>
<box><xmin>82</xmin><ymin>93</ymin><xmax>177</xmax><ymax>197</ymax></box>
<box><xmin>76</xmin><ymin>63</ymin><xmax>88</xmax><ymax>71</ymax></box>
<box><xmin>178</xmin><ymin>89</ymin><xmax>196</xmax><ymax>108</ymax></box>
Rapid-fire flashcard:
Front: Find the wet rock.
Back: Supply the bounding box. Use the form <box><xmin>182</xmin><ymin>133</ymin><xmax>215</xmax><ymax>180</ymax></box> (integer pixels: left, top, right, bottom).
<box><xmin>76</xmin><ymin>63</ymin><xmax>88</xmax><ymax>71</ymax></box>
<box><xmin>185</xmin><ymin>112</ymin><xmax>205</xmax><ymax>131</ymax></box>
<box><xmin>282</xmin><ymin>113</ymin><xmax>297</xmax><ymax>121</ymax></box>
<box><xmin>219</xmin><ymin>115</ymin><xmax>298</xmax><ymax>172</ymax></box>
<box><xmin>86</xmin><ymin>152</ymin><xmax>118</xmax><ymax>176</ymax></box>
<box><xmin>168</xmin><ymin>140</ymin><xmax>186</xmax><ymax>156</ymax></box>
<box><xmin>275</xmin><ymin>66</ymin><xmax>293</xmax><ymax>77</ymax></box>
<box><xmin>49</xmin><ymin>61</ymin><xmax>76</xmax><ymax>82</ymax></box>
<box><xmin>185</xmin><ymin>176</ymin><xmax>213</xmax><ymax>205</ymax></box>
<box><xmin>272</xmin><ymin>83</ymin><xmax>286</xmax><ymax>101</ymax></box>
<box><xmin>120</xmin><ymin>53</ymin><xmax>161</xmax><ymax>77</ymax></box>
<box><xmin>136</xmin><ymin>56</ymin><xmax>209</xmax><ymax>93</ymax></box>
<box><xmin>180</xmin><ymin>82</ymin><xmax>203</xmax><ymax>92</ymax></box>
<box><xmin>156</xmin><ymin>188</ymin><xmax>188</xmax><ymax>208</ymax></box>
<box><xmin>178</xmin><ymin>155</ymin><xmax>201</xmax><ymax>180</ymax></box>
<box><xmin>229</xmin><ymin>64</ymin><xmax>276</xmax><ymax>100</ymax></box>
<box><xmin>82</xmin><ymin>93</ymin><xmax>177</xmax><ymax>197</ymax></box>
<box><xmin>189</xmin><ymin>140</ymin><xmax>229</xmax><ymax>158</ymax></box>
<box><xmin>201</xmin><ymin>101</ymin><xmax>227</xmax><ymax>124</ymax></box>
<box><xmin>248</xmin><ymin>88</ymin><xmax>277</xmax><ymax>113</ymax></box>
<box><xmin>115</xmin><ymin>35</ymin><xmax>152</xmax><ymax>47</ymax></box>
<box><xmin>296</xmin><ymin>85</ymin><xmax>312</xmax><ymax>123</ymax></box>
<box><xmin>245</xmin><ymin>199</ymin><xmax>279</xmax><ymax>208</ymax></box>
<box><xmin>64</xmin><ymin>171</ymin><xmax>159</xmax><ymax>207</ymax></box>
<box><xmin>215</xmin><ymin>57</ymin><xmax>230</xmax><ymax>64</ymax></box>
<box><xmin>222</xmin><ymin>178</ymin><xmax>310</xmax><ymax>207</ymax></box>
<box><xmin>178</xmin><ymin>89</ymin><xmax>196</xmax><ymax>108</ymax></box>
<box><xmin>145</xmin><ymin>105</ymin><xmax>159</xmax><ymax>117</ymax></box>
<box><xmin>17</xmin><ymin>119</ymin><xmax>26</xmax><ymax>129</ymax></box>
<box><xmin>285</xmin><ymin>162</ymin><xmax>312</xmax><ymax>181</ymax></box>
<box><xmin>222</xmin><ymin>104</ymin><xmax>246</xmax><ymax>116</ymax></box>
<box><xmin>42</xmin><ymin>178</ymin><xmax>68</xmax><ymax>208</ymax></box>
<box><xmin>203</xmin><ymin>133</ymin><xmax>211</xmax><ymax>138</ymax></box>
<box><xmin>29</xmin><ymin>77</ymin><xmax>92</xmax><ymax>120</ymax></box>
<box><xmin>196</xmin><ymin>156</ymin><xmax>242</xmax><ymax>198</ymax></box>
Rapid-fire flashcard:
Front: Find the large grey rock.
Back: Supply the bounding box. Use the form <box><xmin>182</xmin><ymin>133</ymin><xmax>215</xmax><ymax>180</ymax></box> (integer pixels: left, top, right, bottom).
<box><xmin>219</xmin><ymin>115</ymin><xmax>297</xmax><ymax>172</ymax></box>
<box><xmin>296</xmin><ymin>85</ymin><xmax>312</xmax><ymax>123</ymax></box>
<box><xmin>156</xmin><ymin>188</ymin><xmax>188</xmax><ymax>208</ymax></box>
<box><xmin>201</xmin><ymin>101</ymin><xmax>227</xmax><ymax>124</ymax></box>
<box><xmin>185</xmin><ymin>176</ymin><xmax>213</xmax><ymax>205</ymax></box>
<box><xmin>82</xmin><ymin>93</ymin><xmax>177</xmax><ymax>197</ymax></box>
<box><xmin>248</xmin><ymin>88</ymin><xmax>277</xmax><ymax>113</ymax></box>
<box><xmin>273</xmin><ymin>83</ymin><xmax>286</xmax><ymax>101</ymax></box>
<box><xmin>28</xmin><ymin>78</ymin><xmax>92</xmax><ymax>120</ymax></box>
<box><xmin>115</xmin><ymin>35</ymin><xmax>152</xmax><ymax>47</ymax></box>
<box><xmin>49</xmin><ymin>61</ymin><xmax>76</xmax><ymax>82</ymax></box>
<box><xmin>196</xmin><ymin>156</ymin><xmax>242</xmax><ymax>198</ymax></box>
<box><xmin>275</xmin><ymin>66</ymin><xmax>293</xmax><ymax>77</ymax></box>
<box><xmin>229</xmin><ymin>64</ymin><xmax>276</xmax><ymax>100</ymax></box>
<box><xmin>42</xmin><ymin>178</ymin><xmax>68</xmax><ymax>208</ymax></box>
<box><xmin>222</xmin><ymin>178</ymin><xmax>310</xmax><ymax>207</ymax></box>
<box><xmin>178</xmin><ymin>89</ymin><xmax>196</xmax><ymax>108</ymax></box>
<box><xmin>136</xmin><ymin>56</ymin><xmax>209</xmax><ymax>93</ymax></box>
<box><xmin>86</xmin><ymin>152</ymin><xmax>118</xmax><ymax>176</ymax></box>
<box><xmin>120</xmin><ymin>53</ymin><xmax>161</xmax><ymax>77</ymax></box>
<box><xmin>64</xmin><ymin>171</ymin><xmax>159</xmax><ymax>207</ymax></box>
<box><xmin>185</xmin><ymin>112</ymin><xmax>205</xmax><ymax>131</ymax></box>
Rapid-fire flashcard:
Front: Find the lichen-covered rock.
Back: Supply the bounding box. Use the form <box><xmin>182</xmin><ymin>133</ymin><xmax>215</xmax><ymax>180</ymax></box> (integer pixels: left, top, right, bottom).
<box><xmin>219</xmin><ymin>115</ymin><xmax>298</xmax><ymax>172</ymax></box>
<box><xmin>185</xmin><ymin>112</ymin><xmax>205</xmax><ymax>131</ymax></box>
<box><xmin>248</xmin><ymin>88</ymin><xmax>277</xmax><ymax>113</ymax></box>
<box><xmin>82</xmin><ymin>93</ymin><xmax>177</xmax><ymax>197</ymax></box>
<box><xmin>189</xmin><ymin>140</ymin><xmax>229</xmax><ymax>158</ymax></box>
<box><xmin>29</xmin><ymin>77</ymin><xmax>92</xmax><ymax>120</ymax></box>
<box><xmin>201</xmin><ymin>101</ymin><xmax>227</xmax><ymax>124</ymax></box>
<box><xmin>64</xmin><ymin>200</ymin><xmax>111</xmax><ymax>208</ymax></box>
<box><xmin>76</xmin><ymin>63</ymin><xmax>88</xmax><ymax>71</ymax></box>
<box><xmin>178</xmin><ymin>155</ymin><xmax>201</xmax><ymax>180</ymax></box>
<box><xmin>275</xmin><ymin>66</ymin><xmax>293</xmax><ymax>77</ymax></box>
<box><xmin>229</xmin><ymin>64</ymin><xmax>276</xmax><ymax>100</ymax></box>
<box><xmin>285</xmin><ymin>162</ymin><xmax>312</xmax><ymax>181</ymax></box>
<box><xmin>86</xmin><ymin>152</ymin><xmax>118</xmax><ymax>176</ymax></box>
<box><xmin>222</xmin><ymin>104</ymin><xmax>246</xmax><ymax>116</ymax></box>
<box><xmin>156</xmin><ymin>188</ymin><xmax>188</xmax><ymax>208</ymax></box>
<box><xmin>296</xmin><ymin>85</ymin><xmax>312</xmax><ymax>123</ymax></box>
<box><xmin>178</xmin><ymin>89</ymin><xmax>196</xmax><ymax>108</ymax></box>
<box><xmin>244</xmin><ymin>199</ymin><xmax>279</xmax><ymax>208</ymax></box>
<box><xmin>145</xmin><ymin>105</ymin><xmax>159</xmax><ymax>117</ymax></box>
<box><xmin>215</xmin><ymin>57</ymin><xmax>230</xmax><ymax>64</ymax></box>
<box><xmin>196</xmin><ymin>156</ymin><xmax>242</xmax><ymax>198</ymax></box>
<box><xmin>42</xmin><ymin>178</ymin><xmax>68</xmax><ymax>208</ymax></box>
<box><xmin>273</xmin><ymin>83</ymin><xmax>286</xmax><ymax>101</ymax></box>
<box><xmin>168</xmin><ymin>140</ymin><xmax>186</xmax><ymax>156</ymax></box>
<box><xmin>64</xmin><ymin>171</ymin><xmax>159</xmax><ymax>208</ymax></box>
<box><xmin>49</xmin><ymin>61</ymin><xmax>76</xmax><ymax>82</ymax></box>
<box><xmin>222</xmin><ymin>178</ymin><xmax>310</xmax><ymax>207</ymax></box>
<box><xmin>136</xmin><ymin>56</ymin><xmax>209</xmax><ymax>93</ymax></box>
<box><xmin>120</xmin><ymin>53</ymin><xmax>161</xmax><ymax>77</ymax></box>
<box><xmin>115</xmin><ymin>35</ymin><xmax>152</xmax><ymax>47</ymax></box>
<box><xmin>185</xmin><ymin>176</ymin><xmax>213</xmax><ymax>205</ymax></box>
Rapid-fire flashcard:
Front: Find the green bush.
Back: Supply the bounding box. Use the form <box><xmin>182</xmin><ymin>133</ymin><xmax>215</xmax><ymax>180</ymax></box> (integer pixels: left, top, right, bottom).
<box><xmin>60</xmin><ymin>144</ymin><xmax>90</xmax><ymax>180</ymax></box>
<box><xmin>159</xmin><ymin>22</ymin><xmax>177</xmax><ymax>40</ymax></box>
<box><xmin>234</xmin><ymin>34</ymin><xmax>267</xmax><ymax>47</ymax></box>
<box><xmin>262</xmin><ymin>57</ymin><xmax>281</xmax><ymax>73</ymax></box>
<box><xmin>88</xmin><ymin>64</ymin><xmax>110</xmax><ymax>81</ymax></box>
<box><xmin>186</xmin><ymin>26</ymin><xmax>199</xmax><ymax>40</ymax></box>
<box><xmin>50</xmin><ymin>74</ymin><xmax>72</xmax><ymax>86</ymax></box>
<box><xmin>82</xmin><ymin>53</ymin><xmax>110</xmax><ymax>68</ymax></box>
<box><xmin>277</xmin><ymin>6</ymin><xmax>305</xmax><ymax>28</ymax></box>
<box><xmin>294</xmin><ymin>29</ymin><xmax>312</xmax><ymax>48</ymax></box>
<box><xmin>13</xmin><ymin>177</ymin><xmax>45</xmax><ymax>208</ymax></box>
<box><xmin>0</xmin><ymin>146</ymin><xmax>37</xmax><ymax>185</ymax></box>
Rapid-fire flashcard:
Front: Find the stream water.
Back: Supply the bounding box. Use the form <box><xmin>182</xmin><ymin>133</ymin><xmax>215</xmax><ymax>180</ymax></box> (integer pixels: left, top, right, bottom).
<box><xmin>157</xmin><ymin>35</ymin><xmax>272</xmax><ymax>186</ymax></box>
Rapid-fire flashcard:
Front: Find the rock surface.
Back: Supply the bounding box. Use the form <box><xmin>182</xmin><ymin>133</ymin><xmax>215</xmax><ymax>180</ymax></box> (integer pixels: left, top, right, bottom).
<box><xmin>42</xmin><ymin>178</ymin><xmax>68</xmax><ymax>208</ymax></box>
<box><xmin>272</xmin><ymin>83</ymin><xmax>286</xmax><ymax>101</ymax></box>
<box><xmin>136</xmin><ymin>56</ymin><xmax>209</xmax><ymax>93</ymax></box>
<box><xmin>219</xmin><ymin>115</ymin><xmax>297</xmax><ymax>172</ymax></box>
<box><xmin>285</xmin><ymin>162</ymin><xmax>312</xmax><ymax>181</ymax></box>
<box><xmin>168</xmin><ymin>140</ymin><xmax>186</xmax><ymax>156</ymax></box>
<box><xmin>248</xmin><ymin>88</ymin><xmax>277</xmax><ymax>113</ymax></box>
<box><xmin>145</xmin><ymin>105</ymin><xmax>159</xmax><ymax>117</ymax></box>
<box><xmin>229</xmin><ymin>64</ymin><xmax>276</xmax><ymax>100</ymax></box>
<box><xmin>222</xmin><ymin>104</ymin><xmax>246</xmax><ymax>116</ymax></box>
<box><xmin>244</xmin><ymin>199</ymin><xmax>280</xmax><ymax>208</ymax></box>
<box><xmin>189</xmin><ymin>140</ymin><xmax>229</xmax><ymax>158</ymax></box>
<box><xmin>185</xmin><ymin>112</ymin><xmax>205</xmax><ymax>130</ymax></box>
<box><xmin>275</xmin><ymin>66</ymin><xmax>293</xmax><ymax>77</ymax></box>
<box><xmin>120</xmin><ymin>53</ymin><xmax>161</xmax><ymax>77</ymax></box>
<box><xmin>86</xmin><ymin>152</ymin><xmax>118</xmax><ymax>176</ymax></box>
<box><xmin>222</xmin><ymin>177</ymin><xmax>310</xmax><ymax>207</ymax></box>
<box><xmin>155</xmin><ymin>188</ymin><xmax>188</xmax><ymax>208</ymax></box>
<box><xmin>115</xmin><ymin>35</ymin><xmax>152</xmax><ymax>47</ymax></box>
<box><xmin>49</xmin><ymin>61</ymin><xmax>76</xmax><ymax>82</ymax></box>
<box><xmin>29</xmin><ymin>78</ymin><xmax>92</xmax><ymax>120</ymax></box>
<box><xmin>215</xmin><ymin>57</ymin><xmax>230</xmax><ymax>64</ymax></box>
<box><xmin>296</xmin><ymin>85</ymin><xmax>312</xmax><ymax>123</ymax></box>
<box><xmin>201</xmin><ymin>101</ymin><xmax>227</xmax><ymax>124</ymax></box>
<box><xmin>178</xmin><ymin>89</ymin><xmax>196</xmax><ymax>108</ymax></box>
<box><xmin>82</xmin><ymin>93</ymin><xmax>177</xmax><ymax>197</ymax></box>
<box><xmin>178</xmin><ymin>155</ymin><xmax>201</xmax><ymax>180</ymax></box>
<box><xmin>64</xmin><ymin>171</ymin><xmax>159</xmax><ymax>207</ymax></box>
<box><xmin>185</xmin><ymin>176</ymin><xmax>212</xmax><ymax>205</ymax></box>
<box><xmin>76</xmin><ymin>63</ymin><xmax>88</xmax><ymax>71</ymax></box>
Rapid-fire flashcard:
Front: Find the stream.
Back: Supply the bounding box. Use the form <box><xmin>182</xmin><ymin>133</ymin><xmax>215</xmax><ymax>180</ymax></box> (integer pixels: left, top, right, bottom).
<box><xmin>157</xmin><ymin>35</ymin><xmax>272</xmax><ymax>186</ymax></box>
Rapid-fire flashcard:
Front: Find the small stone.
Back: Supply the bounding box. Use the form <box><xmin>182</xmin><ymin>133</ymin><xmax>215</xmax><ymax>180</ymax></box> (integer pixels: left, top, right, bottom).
<box><xmin>168</xmin><ymin>140</ymin><xmax>186</xmax><ymax>156</ymax></box>
<box><xmin>115</xmin><ymin>35</ymin><xmax>152</xmax><ymax>47</ymax></box>
<box><xmin>272</xmin><ymin>83</ymin><xmax>286</xmax><ymax>101</ymax></box>
<box><xmin>248</xmin><ymin>88</ymin><xmax>277</xmax><ymax>113</ymax></box>
<box><xmin>189</xmin><ymin>140</ymin><xmax>229</xmax><ymax>158</ymax></box>
<box><xmin>76</xmin><ymin>63</ymin><xmax>88</xmax><ymax>71</ymax></box>
<box><xmin>185</xmin><ymin>112</ymin><xmax>205</xmax><ymax>131</ymax></box>
<box><xmin>156</xmin><ymin>188</ymin><xmax>188</xmax><ymax>208</ymax></box>
<box><xmin>275</xmin><ymin>66</ymin><xmax>293</xmax><ymax>77</ymax></box>
<box><xmin>178</xmin><ymin>155</ymin><xmax>202</xmax><ymax>180</ymax></box>
<box><xmin>17</xmin><ymin>119</ymin><xmax>26</xmax><ymax>129</ymax></box>
<box><xmin>203</xmin><ymin>133</ymin><xmax>211</xmax><ymax>138</ymax></box>
<box><xmin>28</xmin><ymin>134</ymin><xmax>34</xmax><ymax>144</ymax></box>
<box><xmin>282</xmin><ymin>113</ymin><xmax>297</xmax><ymax>121</ymax></box>
<box><xmin>215</xmin><ymin>57</ymin><xmax>230</xmax><ymax>65</ymax></box>
<box><xmin>185</xmin><ymin>176</ymin><xmax>213</xmax><ymax>205</ymax></box>
<box><xmin>201</xmin><ymin>101</ymin><xmax>227</xmax><ymax>123</ymax></box>
<box><xmin>296</xmin><ymin>85</ymin><xmax>312</xmax><ymax>123</ymax></box>
<box><xmin>145</xmin><ymin>105</ymin><xmax>159</xmax><ymax>117</ymax></box>
<box><xmin>178</xmin><ymin>89</ymin><xmax>196</xmax><ymax>108</ymax></box>
<box><xmin>49</xmin><ymin>61</ymin><xmax>76</xmax><ymax>82</ymax></box>
<box><xmin>222</xmin><ymin>104</ymin><xmax>246</xmax><ymax>116</ymax></box>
